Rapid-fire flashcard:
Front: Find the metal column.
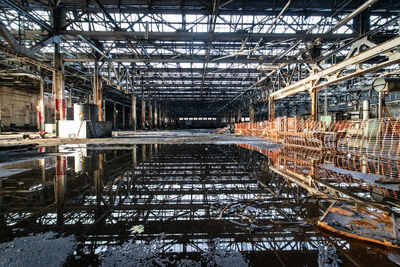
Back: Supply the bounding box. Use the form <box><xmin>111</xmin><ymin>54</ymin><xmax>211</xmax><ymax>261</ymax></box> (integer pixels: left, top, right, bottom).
<box><xmin>141</xmin><ymin>99</ymin><xmax>146</xmax><ymax>129</ymax></box>
<box><xmin>149</xmin><ymin>102</ymin><xmax>153</xmax><ymax>129</ymax></box>
<box><xmin>38</xmin><ymin>77</ymin><xmax>45</xmax><ymax>131</ymax></box>
<box><xmin>310</xmin><ymin>88</ymin><xmax>319</xmax><ymax>121</ymax></box>
<box><xmin>154</xmin><ymin>103</ymin><xmax>158</xmax><ymax>129</ymax></box>
<box><xmin>131</xmin><ymin>95</ymin><xmax>136</xmax><ymax>131</ymax></box>
<box><xmin>53</xmin><ymin>7</ymin><xmax>66</xmax><ymax>135</ymax></box>
<box><xmin>113</xmin><ymin>102</ymin><xmax>117</xmax><ymax>129</ymax></box>
<box><xmin>268</xmin><ymin>99</ymin><xmax>275</xmax><ymax>120</ymax></box>
<box><xmin>122</xmin><ymin>106</ymin><xmax>125</xmax><ymax>129</ymax></box>
<box><xmin>94</xmin><ymin>154</ymin><xmax>103</xmax><ymax>203</ymax></box>
<box><xmin>93</xmin><ymin>60</ymin><xmax>103</xmax><ymax>121</ymax></box>
<box><xmin>249</xmin><ymin>104</ymin><xmax>255</xmax><ymax>124</ymax></box>
<box><xmin>363</xmin><ymin>100</ymin><xmax>370</xmax><ymax>120</ymax></box>
<box><xmin>53</xmin><ymin>44</ymin><xmax>65</xmax><ymax>126</ymax></box>
<box><xmin>324</xmin><ymin>87</ymin><xmax>328</xmax><ymax>116</ymax></box>
<box><xmin>55</xmin><ymin>156</ymin><xmax>66</xmax><ymax>204</ymax></box>
<box><xmin>158</xmin><ymin>105</ymin><xmax>161</xmax><ymax>129</ymax></box>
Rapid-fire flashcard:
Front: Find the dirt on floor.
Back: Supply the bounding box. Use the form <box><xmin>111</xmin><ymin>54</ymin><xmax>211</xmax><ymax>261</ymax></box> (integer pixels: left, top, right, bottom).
<box><xmin>0</xmin><ymin>129</ymin><xmax>272</xmax><ymax>146</ymax></box>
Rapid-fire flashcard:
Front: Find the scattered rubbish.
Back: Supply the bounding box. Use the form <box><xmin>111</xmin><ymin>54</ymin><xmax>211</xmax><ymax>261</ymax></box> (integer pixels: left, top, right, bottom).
<box><xmin>99</xmin><ymin>235</ymin><xmax>165</xmax><ymax>267</ymax></box>
<box><xmin>99</xmin><ymin>236</ymin><xmax>248</xmax><ymax>267</ymax></box>
<box><xmin>248</xmin><ymin>224</ymin><xmax>273</xmax><ymax>231</ymax></box>
<box><xmin>202</xmin><ymin>247</ymin><xmax>248</xmax><ymax>267</ymax></box>
<box><xmin>0</xmin><ymin>232</ymin><xmax>76</xmax><ymax>267</ymax></box>
<box><xmin>318</xmin><ymin>202</ymin><xmax>400</xmax><ymax>248</ymax></box>
<box><xmin>318</xmin><ymin>245</ymin><xmax>341</xmax><ymax>267</ymax></box>
<box><xmin>130</xmin><ymin>224</ymin><xmax>144</xmax><ymax>234</ymax></box>
<box><xmin>218</xmin><ymin>199</ymin><xmax>313</xmax><ymax>235</ymax></box>
<box><xmin>217</xmin><ymin>127</ymin><xmax>230</xmax><ymax>134</ymax></box>
<box><xmin>388</xmin><ymin>253</ymin><xmax>400</xmax><ymax>265</ymax></box>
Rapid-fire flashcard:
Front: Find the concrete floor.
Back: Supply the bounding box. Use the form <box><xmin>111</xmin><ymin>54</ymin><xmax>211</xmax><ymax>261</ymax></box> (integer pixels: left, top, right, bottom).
<box><xmin>0</xmin><ymin>129</ymin><xmax>274</xmax><ymax>146</ymax></box>
<box><xmin>0</xmin><ymin>129</ymin><xmax>280</xmax><ymax>165</ymax></box>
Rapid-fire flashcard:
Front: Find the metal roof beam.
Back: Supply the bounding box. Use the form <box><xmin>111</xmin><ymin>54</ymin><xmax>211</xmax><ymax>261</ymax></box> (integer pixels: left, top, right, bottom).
<box><xmin>270</xmin><ymin>35</ymin><xmax>400</xmax><ymax>100</ymax></box>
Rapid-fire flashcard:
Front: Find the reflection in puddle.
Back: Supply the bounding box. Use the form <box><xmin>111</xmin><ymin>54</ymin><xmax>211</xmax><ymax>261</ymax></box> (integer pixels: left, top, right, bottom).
<box><xmin>240</xmin><ymin>144</ymin><xmax>400</xmax><ymax>205</ymax></box>
<box><xmin>0</xmin><ymin>144</ymin><xmax>399</xmax><ymax>266</ymax></box>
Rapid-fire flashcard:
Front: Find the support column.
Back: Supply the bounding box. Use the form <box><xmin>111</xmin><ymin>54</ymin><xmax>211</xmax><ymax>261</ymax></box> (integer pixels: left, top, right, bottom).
<box><xmin>363</xmin><ymin>100</ymin><xmax>370</xmax><ymax>120</ymax></box>
<box><xmin>131</xmin><ymin>95</ymin><xmax>137</xmax><ymax>131</ymax></box>
<box><xmin>158</xmin><ymin>105</ymin><xmax>161</xmax><ymax>129</ymax></box>
<box><xmin>238</xmin><ymin>109</ymin><xmax>242</xmax><ymax>122</ymax></box>
<box><xmin>268</xmin><ymin>99</ymin><xmax>275</xmax><ymax>120</ymax></box>
<box><xmin>55</xmin><ymin>156</ymin><xmax>66</xmax><ymax>204</ymax></box>
<box><xmin>132</xmin><ymin>145</ymin><xmax>137</xmax><ymax>169</ymax></box>
<box><xmin>93</xmin><ymin>60</ymin><xmax>103</xmax><ymax>121</ymax></box>
<box><xmin>141</xmin><ymin>99</ymin><xmax>146</xmax><ymax>129</ymax></box>
<box><xmin>113</xmin><ymin>102</ymin><xmax>117</xmax><ymax>129</ymax></box>
<box><xmin>149</xmin><ymin>102</ymin><xmax>153</xmax><ymax>129</ymax></box>
<box><xmin>53</xmin><ymin>7</ymin><xmax>66</xmax><ymax>136</ymax></box>
<box><xmin>149</xmin><ymin>143</ymin><xmax>153</xmax><ymax>158</ymax></box>
<box><xmin>310</xmin><ymin>88</ymin><xmax>319</xmax><ymax>121</ymax></box>
<box><xmin>53</xmin><ymin>44</ymin><xmax>65</xmax><ymax>125</ymax></box>
<box><xmin>142</xmin><ymin>144</ymin><xmax>147</xmax><ymax>162</ymax></box>
<box><xmin>38</xmin><ymin>77</ymin><xmax>45</xmax><ymax>131</ymax></box>
<box><xmin>378</xmin><ymin>92</ymin><xmax>384</xmax><ymax>119</ymax></box>
<box><xmin>249</xmin><ymin>104</ymin><xmax>255</xmax><ymax>124</ymax></box>
<box><xmin>161</xmin><ymin>108</ymin><xmax>165</xmax><ymax>128</ymax></box>
<box><xmin>154</xmin><ymin>103</ymin><xmax>158</xmax><ymax>129</ymax></box>
<box><xmin>122</xmin><ymin>106</ymin><xmax>125</xmax><ymax>129</ymax></box>
<box><xmin>324</xmin><ymin>87</ymin><xmax>328</xmax><ymax>116</ymax></box>
<box><xmin>94</xmin><ymin>154</ymin><xmax>103</xmax><ymax>204</ymax></box>
<box><xmin>68</xmin><ymin>89</ymin><xmax>72</xmax><ymax>108</ymax></box>
<box><xmin>39</xmin><ymin>158</ymin><xmax>46</xmax><ymax>200</ymax></box>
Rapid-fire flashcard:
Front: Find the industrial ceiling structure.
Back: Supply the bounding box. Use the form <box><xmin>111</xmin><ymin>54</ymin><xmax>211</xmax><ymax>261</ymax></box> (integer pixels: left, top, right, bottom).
<box><xmin>0</xmin><ymin>0</ymin><xmax>400</xmax><ymax>118</ymax></box>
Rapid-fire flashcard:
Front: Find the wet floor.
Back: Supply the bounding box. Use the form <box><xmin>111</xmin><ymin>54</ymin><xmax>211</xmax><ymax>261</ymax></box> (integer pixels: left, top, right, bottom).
<box><xmin>0</xmin><ymin>144</ymin><xmax>399</xmax><ymax>266</ymax></box>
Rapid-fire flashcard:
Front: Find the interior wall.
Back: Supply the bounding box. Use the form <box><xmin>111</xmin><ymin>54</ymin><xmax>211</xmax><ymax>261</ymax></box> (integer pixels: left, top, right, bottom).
<box><xmin>0</xmin><ymin>87</ymin><xmax>54</xmax><ymax>128</ymax></box>
<box><xmin>0</xmin><ymin>87</ymin><xmax>37</xmax><ymax>128</ymax></box>
<box><xmin>177</xmin><ymin>119</ymin><xmax>218</xmax><ymax>129</ymax></box>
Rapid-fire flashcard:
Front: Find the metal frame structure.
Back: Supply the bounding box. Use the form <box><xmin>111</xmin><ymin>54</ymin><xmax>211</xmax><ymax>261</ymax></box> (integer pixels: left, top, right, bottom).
<box><xmin>1</xmin><ymin>1</ymin><xmax>400</xmax><ymax>119</ymax></box>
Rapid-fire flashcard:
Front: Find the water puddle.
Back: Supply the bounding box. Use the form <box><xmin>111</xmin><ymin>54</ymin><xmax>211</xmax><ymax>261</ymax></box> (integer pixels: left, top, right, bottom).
<box><xmin>0</xmin><ymin>144</ymin><xmax>398</xmax><ymax>266</ymax></box>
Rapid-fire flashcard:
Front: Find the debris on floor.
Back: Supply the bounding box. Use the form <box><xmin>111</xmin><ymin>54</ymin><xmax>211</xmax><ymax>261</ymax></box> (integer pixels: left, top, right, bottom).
<box><xmin>217</xmin><ymin>199</ymin><xmax>312</xmax><ymax>232</ymax></box>
<box><xmin>217</xmin><ymin>127</ymin><xmax>231</xmax><ymax>134</ymax></box>
<box><xmin>99</xmin><ymin>236</ymin><xmax>248</xmax><ymax>267</ymax></box>
<box><xmin>318</xmin><ymin>245</ymin><xmax>341</xmax><ymax>267</ymax></box>
<box><xmin>0</xmin><ymin>232</ymin><xmax>76</xmax><ymax>267</ymax></box>
<box><xmin>318</xmin><ymin>201</ymin><xmax>400</xmax><ymax>248</ymax></box>
<box><xmin>130</xmin><ymin>224</ymin><xmax>145</xmax><ymax>234</ymax></box>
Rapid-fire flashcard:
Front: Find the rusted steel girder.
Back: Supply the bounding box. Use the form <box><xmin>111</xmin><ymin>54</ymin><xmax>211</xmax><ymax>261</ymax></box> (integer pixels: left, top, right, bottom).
<box><xmin>269</xmin><ymin>35</ymin><xmax>400</xmax><ymax>100</ymax></box>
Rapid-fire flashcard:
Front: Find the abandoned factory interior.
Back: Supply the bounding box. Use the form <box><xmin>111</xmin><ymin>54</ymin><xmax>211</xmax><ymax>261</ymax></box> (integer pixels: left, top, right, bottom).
<box><xmin>3</xmin><ymin>0</ymin><xmax>400</xmax><ymax>266</ymax></box>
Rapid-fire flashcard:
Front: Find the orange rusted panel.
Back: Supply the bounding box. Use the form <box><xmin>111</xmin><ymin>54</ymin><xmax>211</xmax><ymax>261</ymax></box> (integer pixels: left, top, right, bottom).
<box><xmin>318</xmin><ymin>202</ymin><xmax>400</xmax><ymax>249</ymax></box>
